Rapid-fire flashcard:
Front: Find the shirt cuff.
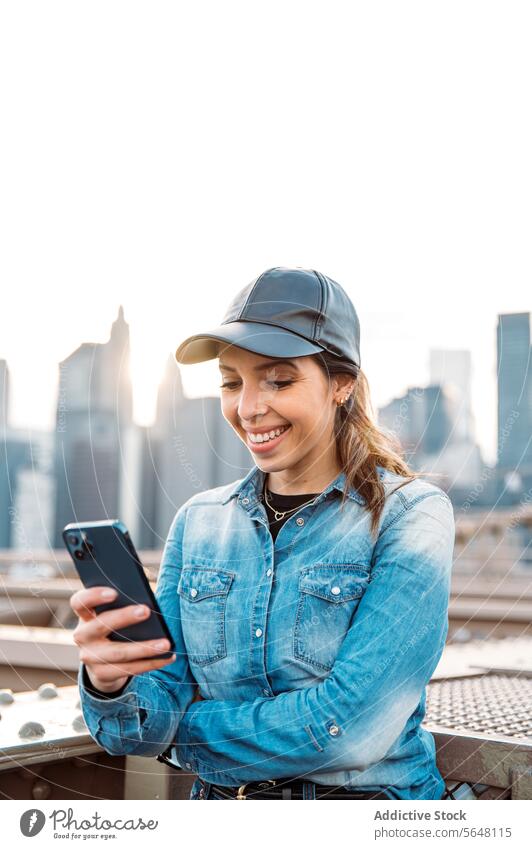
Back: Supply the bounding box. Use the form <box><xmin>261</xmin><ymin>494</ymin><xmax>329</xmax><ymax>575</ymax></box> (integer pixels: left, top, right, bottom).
<box><xmin>174</xmin><ymin>702</ymin><xmax>200</xmax><ymax>772</ymax></box>
<box><xmin>78</xmin><ymin>662</ymin><xmax>140</xmax><ymax>714</ymax></box>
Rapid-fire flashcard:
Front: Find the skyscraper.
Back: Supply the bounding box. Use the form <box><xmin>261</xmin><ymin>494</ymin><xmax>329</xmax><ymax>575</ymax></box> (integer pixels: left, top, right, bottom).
<box><xmin>496</xmin><ymin>312</ymin><xmax>532</xmax><ymax>502</ymax></box>
<box><xmin>0</xmin><ymin>359</ymin><xmax>32</xmax><ymax>548</ymax></box>
<box><xmin>52</xmin><ymin>306</ymin><xmax>133</xmax><ymax>546</ymax></box>
<box><xmin>429</xmin><ymin>349</ymin><xmax>475</xmax><ymax>443</ymax></box>
<box><xmin>0</xmin><ymin>359</ymin><xmax>9</xmax><ymax>435</ymax></box>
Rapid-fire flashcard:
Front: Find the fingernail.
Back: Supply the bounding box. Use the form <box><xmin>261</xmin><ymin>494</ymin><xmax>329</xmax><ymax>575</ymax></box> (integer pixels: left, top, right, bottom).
<box><xmin>101</xmin><ymin>588</ymin><xmax>117</xmax><ymax>599</ymax></box>
<box><xmin>154</xmin><ymin>640</ymin><xmax>168</xmax><ymax>650</ymax></box>
<box><xmin>135</xmin><ymin>605</ymin><xmax>148</xmax><ymax>617</ymax></box>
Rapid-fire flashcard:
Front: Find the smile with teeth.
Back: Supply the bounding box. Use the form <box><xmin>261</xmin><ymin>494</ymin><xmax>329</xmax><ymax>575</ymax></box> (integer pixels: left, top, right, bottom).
<box><xmin>247</xmin><ymin>425</ymin><xmax>290</xmax><ymax>444</ymax></box>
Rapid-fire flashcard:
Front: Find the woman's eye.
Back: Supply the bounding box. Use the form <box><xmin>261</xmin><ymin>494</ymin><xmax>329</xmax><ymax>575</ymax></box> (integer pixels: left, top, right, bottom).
<box><xmin>265</xmin><ymin>380</ymin><xmax>293</xmax><ymax>389</ymax></box>
<box><xmin>219</xmin><ymin>381</ymin><xmax>293</xmax><ymax>390</ymax></box>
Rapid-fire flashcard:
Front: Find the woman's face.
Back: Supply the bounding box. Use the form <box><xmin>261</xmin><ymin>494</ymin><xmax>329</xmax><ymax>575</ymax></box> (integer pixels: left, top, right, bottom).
<box><xmin>218</xmin><ymin>346</ymin><xmax>351</xmax><ymax>487</ymax></box>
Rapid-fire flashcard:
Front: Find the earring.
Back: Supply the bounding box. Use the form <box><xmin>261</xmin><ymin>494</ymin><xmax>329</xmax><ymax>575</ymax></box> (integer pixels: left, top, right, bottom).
<box><xmin>337</xmin><ymin>386</ymin><xmax>354</xmax><ymax>407</ymax></box>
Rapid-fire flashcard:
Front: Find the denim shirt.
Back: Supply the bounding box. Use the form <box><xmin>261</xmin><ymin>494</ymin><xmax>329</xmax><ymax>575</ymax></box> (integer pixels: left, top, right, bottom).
<box><xmin>77</xmin><ymin>463</ymin><xmax>455</xmax><ymax>800</ymax></box>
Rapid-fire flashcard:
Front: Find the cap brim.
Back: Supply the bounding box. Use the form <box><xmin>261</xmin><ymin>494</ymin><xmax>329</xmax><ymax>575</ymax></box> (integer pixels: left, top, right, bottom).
<box><xmin>175</xmin><ymin>320</ymin><xmax>324</xmax><ymax>364</ymax></box>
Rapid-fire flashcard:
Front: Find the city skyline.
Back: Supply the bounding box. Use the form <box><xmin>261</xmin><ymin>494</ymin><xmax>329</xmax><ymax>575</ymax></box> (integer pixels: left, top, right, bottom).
<box><xmin>2</xmin><ymin>299</ymin><xmax>530</xmax><ymax>467</ymax></box>
<box><xmin>2</xmin><ymin>301</ymin><xmax>529</xmax><ymax>553</ymax></box>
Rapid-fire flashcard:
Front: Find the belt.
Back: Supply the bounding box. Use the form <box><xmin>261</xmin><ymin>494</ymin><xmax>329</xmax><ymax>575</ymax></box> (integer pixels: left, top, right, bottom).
<box><xmin>155</xmin><ymin>747</ymin><xmax>392</xmax><ymax>799</ymax></box>
<box><xmin>200</xmin><ymin>778</ymin><xmax>391</xmax><ymax>800</ymax></box>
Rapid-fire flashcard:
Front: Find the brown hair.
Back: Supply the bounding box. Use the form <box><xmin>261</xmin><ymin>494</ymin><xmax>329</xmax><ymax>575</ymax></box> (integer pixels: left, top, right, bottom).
<box><xmin>313</xmin><ymin>350</ymin><xmax>447</xmax><ymax>540</ymax></box>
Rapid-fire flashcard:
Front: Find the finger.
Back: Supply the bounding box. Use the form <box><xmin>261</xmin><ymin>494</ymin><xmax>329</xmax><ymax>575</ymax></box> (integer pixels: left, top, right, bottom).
<box><xmin>70</xmin><ymin>586</ymin><xmax>118</xmax><ymax>622</ymax></box>
<box><xmin>86</xmin><ymin>652</ymin><xmax>176</xmax><ymax>683</ymax></box>
<box><xmin>73</xmin><ymin>603</ymin><xmax>151</xmax><ymax>645</ymax></box>
<box><xmin>79</xmin><ymin>637</ymin><xmax>172</xmax><ymax>666</ymax></box>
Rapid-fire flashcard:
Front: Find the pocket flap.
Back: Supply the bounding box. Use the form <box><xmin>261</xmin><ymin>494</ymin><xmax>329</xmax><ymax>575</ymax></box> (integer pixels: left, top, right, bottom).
<box><xmin>299</xmin><ymin>565</ymin><xmax>367</xmax><ymax>603</ymax></box>
<box><xmin>178</xmin><ymin>566</ymin><xmax>234</xmax><ymax>602</ymax></box>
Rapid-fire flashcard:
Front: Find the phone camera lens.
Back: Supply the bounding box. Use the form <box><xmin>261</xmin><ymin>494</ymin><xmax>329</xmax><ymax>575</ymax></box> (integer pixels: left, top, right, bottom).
<box><xmin>80</xmin><ymin>532</ymin><xmax>94</xmax><ymax>554</ymax></box>
<box><xmin>74</xmin><ymin>549</ymin><xmax>84</xmax><ymax>560</ymax></box>
<box><xmin>68</xmin><ymin>534</ymin><xmax>79</xmax><ymax>546</ymax></box>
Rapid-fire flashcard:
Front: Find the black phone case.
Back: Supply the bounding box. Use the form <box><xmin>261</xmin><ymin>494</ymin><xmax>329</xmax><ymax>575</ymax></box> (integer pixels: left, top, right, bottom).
<box><xmin>62</xmin><ymin>519</ymin><xmax>175</xmax><ymax>660</ymax></box>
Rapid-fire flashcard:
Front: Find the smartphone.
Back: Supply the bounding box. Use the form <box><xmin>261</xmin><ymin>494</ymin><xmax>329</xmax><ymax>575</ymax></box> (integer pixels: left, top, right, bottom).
<box><xmin>62</xmin><ymin>519</ymin><xmax>175</xmax><ymax>660</ymax></box>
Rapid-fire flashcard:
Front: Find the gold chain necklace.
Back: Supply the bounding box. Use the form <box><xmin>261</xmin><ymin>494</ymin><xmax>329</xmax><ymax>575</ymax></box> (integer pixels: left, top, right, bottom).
<box><xmin>262</xmin><ymin>480</ymin><xmax>321</xmax><ymax>521</ymax></box>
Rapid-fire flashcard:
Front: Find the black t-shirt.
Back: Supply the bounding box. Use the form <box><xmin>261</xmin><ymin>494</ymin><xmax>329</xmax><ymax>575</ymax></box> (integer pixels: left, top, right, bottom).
<box><xmin>262</xmin><ymin>486</ymin><xmax>320</xmax><ymax>542</ymax></box>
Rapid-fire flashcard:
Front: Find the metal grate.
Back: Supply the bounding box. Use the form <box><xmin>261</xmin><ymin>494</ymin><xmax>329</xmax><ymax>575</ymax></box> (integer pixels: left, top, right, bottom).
<box><xmin>426</xmin><ymin>674</ymin><xmax>532</xmax><ymax>738</ymax></box>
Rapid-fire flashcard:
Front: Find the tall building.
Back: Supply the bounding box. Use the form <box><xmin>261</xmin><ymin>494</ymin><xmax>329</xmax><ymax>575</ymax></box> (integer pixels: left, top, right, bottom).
<box><xmin>0</xmin><ymin>438</ymin><xmax>30</xmax><ymax>549</ymax></box>
<box><xmin>10</xmin><ymin>430</ymin><xmax>55</xmax><ymax>555</ymax></box>
<box><xmin>0</xmin><ymin>359</ymin><xmax>9</xmax><ymax>435</ymax></box>
<box><xmin>379</xmin><ymin>383</ymin><xmax>454</xmax><ymax>457</ymax></box>
<box><xmin>496</xmin><ymin>312</ymin><xmax>532</xmax><ymax>503</ymax></box>
<box><xmin>429</xmin><ymin>349</ymin><xmax>475</xmax><ymax>443</ymax></box>
<box><xmin>428</xmin><ymin>349</ymin><xmax>484</xmax><ymax>491</ymax></box>
<box><xmin>0</xmin><ymin>359</ymin><xmax>32</xmax><ymax>548</ymax></box>
<box><xmin>52</xmin><ymin>306</ymin><xmax>133</xmax><ymax>546</ymax></box>
<box><xmin>378</xmin><ymin>380</ymin><xmax>485</xmax><ymax>497</ymax></box>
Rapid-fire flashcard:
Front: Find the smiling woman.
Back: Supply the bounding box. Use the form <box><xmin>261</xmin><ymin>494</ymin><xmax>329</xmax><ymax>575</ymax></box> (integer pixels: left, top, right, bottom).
<box><xmin>76</xmin><ymin>266</ymin><xmax>455</xmax><ymax>802</ymax></box>
<box><xmin>218</xmin><ymin>349</ymin><xmax>348</xmax><ymax>488</ymax></box>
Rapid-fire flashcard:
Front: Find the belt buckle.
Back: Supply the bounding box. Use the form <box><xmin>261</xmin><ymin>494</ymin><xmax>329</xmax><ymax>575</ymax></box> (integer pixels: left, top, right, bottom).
<box><xmin>236</xmin><ymin>779</ymin><xmax>277</xmax><ymax>799</ymax></box>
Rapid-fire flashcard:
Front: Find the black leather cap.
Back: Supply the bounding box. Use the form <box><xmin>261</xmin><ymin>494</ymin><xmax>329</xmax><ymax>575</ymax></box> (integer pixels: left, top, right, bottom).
<box><xmin>175</xmin><ymin>266</ymin><xmax>361</xmax><ymax>367</ymax></box>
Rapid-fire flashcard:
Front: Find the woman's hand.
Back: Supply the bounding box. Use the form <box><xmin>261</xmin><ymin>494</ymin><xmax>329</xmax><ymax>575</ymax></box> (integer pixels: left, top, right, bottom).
<box><xmin>70</xmin><ymin>586</ymin><xmax>176</xmax><ymax>694</ymax></box>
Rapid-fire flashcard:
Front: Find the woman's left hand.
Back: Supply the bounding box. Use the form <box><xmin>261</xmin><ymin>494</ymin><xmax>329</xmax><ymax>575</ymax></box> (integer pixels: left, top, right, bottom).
<box><xmin>192</xmin><ymin>686</ymin><xmax>205</xmax><ymax>703</ymax></box>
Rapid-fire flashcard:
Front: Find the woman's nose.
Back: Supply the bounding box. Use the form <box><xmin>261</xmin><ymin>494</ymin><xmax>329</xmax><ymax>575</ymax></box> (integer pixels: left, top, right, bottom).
<box><xmin>236</xmin><ymin>384</ymin><xmax>269</xmax><ymax>420</ymax></box>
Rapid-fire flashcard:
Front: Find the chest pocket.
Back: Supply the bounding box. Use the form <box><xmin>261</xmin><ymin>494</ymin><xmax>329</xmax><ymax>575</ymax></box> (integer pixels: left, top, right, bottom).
<box><xmin>177</xmin><ymin>566</ymin><xmax>234</xmax><ymax>666</ymax></box>
<box><xmin>293</xmin><ymin>564</ymin><xmax>369</xmax><ymax>672</ymax></box>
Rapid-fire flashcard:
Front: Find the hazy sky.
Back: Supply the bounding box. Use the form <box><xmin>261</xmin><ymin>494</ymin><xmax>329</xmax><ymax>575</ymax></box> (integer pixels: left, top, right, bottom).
<box><xmin>1</xmin><ymin>2</ymin><xmax>530</xmax><ymax>466</ymax></box>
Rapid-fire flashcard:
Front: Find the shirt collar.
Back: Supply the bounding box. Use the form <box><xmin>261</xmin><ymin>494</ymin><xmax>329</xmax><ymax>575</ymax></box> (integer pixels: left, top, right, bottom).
<box><xmin>221</xmin><ymin>464</ymin><xmax>384</xmax><ymax>507</ymax></box>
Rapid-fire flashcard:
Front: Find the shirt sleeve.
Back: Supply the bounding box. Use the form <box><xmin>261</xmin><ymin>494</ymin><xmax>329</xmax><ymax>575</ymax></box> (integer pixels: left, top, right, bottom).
<box><xmin>77</xmin><ymin>503</ymin><xmax>198</xmax><ymax>757</ymax></box>
<box><xmin>80</xmin><ymin>663</ymin><xmax>132</xmax><ymax>699</ymax></box>
<box><xmin>174</xmin><ymin>492</ymin><xmax>455</xmax><ymax>785</ymax></box>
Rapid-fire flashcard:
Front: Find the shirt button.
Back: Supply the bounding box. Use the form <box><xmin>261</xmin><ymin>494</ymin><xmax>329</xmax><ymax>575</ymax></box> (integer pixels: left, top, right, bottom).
<box><xmin>255</xmin><ymin>628</ymin><xmax>263</xmax><ymax>638</ymax></box>
<box><xmin>329</xmin><ymin>725</ymin><xmax>340</xmax><ymax>736</ymax></box>
<box><xmin>296</xmin><ymin>517</ymin><xmax>305</xmax><ymax>526</ymax></box>
<box><xmin>266</xmin><ymin>568</ymin><xmax>272</xmax><ymax>577</ymax></box>
<box><xmin>331</xmin><ymin>586</ymin><xmax>341</xmax><ymax>595</ymax></box>
<box><xmin>241</xmin><ymin>497</ymin><xmax>249</xmax><ymax>505</ymax></box>
<box><xmin>185</xmin><ymin>762</ymin><xmax>192</xmax><ymax>769</ymax></box>
<box><xmin>190</xmin><ymin>588</ymin><xmax>198</xmax><ymax>598</ymax></box>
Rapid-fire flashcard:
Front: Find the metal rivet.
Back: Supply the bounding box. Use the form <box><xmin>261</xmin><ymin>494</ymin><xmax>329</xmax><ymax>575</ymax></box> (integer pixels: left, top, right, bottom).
<box><xmin>32</xmin><ymin>779</ymin><xmax>52</xmax><ymax>800</ymax></box>
<box><xmin>242</xmin><ymin>498</ymin><xmax>249</xmax><ymax>505</ymax></box>
<box><xmin>38</xmin><ymin>683</ymin><xmax>58</xmax><ymax>699</ymax></box>
<box><xmin>331</xmin><ymin>586</ymin><xmax>341</xmax><ymax>595</ymax></box>
<box><xmin>296</xmin><ymin>517</ymin><xmax>304</xmax><ymax>526</ymax></box>
<box><xmin>19</xmin><ymin>721</ymin><xmax>46</xmax><ymax>739</ymax></box>
<box><xmin>72</xmin><ymin>714</ymin><xmax>87</xmax><ymax>732</ymax></box>
<box><xmin>0</xmin><ymin>689</ymin><xmax>14</xmax><ymax>705</ymax></box>
<box><xmin>329</xmin><ymin>724</ymin><xmax>340</xmax><ymax>736</ymax></box>
<box><xmin>190</xmin><ymin>588</ymin><xmax>198</xmax><ymax>598</ymax></box>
